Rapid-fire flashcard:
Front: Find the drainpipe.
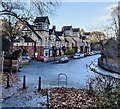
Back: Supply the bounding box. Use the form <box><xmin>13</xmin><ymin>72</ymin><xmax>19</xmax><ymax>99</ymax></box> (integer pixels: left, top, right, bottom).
<box><xmin>34</xmin><ymin>41</ymin><xmax>36</xmax><ymax>58</ymax></box>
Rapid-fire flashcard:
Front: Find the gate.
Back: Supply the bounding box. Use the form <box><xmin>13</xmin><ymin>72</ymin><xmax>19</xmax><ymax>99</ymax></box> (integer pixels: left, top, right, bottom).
<box><xmin>58</xmin><ymin>73</ymin><xmax>67</xmax><ymax>88</ymax></box>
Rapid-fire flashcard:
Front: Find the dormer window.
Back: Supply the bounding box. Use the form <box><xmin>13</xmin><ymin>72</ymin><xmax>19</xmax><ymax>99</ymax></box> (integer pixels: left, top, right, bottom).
<box><xmin>34</xmin><ymin>16</ymin><xmax>50</xmax><ymax>31</ymax></box>
<box><xmin>20</xmin><ymin>38</ymin><xmax>24</xmax><ymax>45</ymax></box>
<box><xmin>36</xmin><ymin>23</ymin><xmax>42</xmax><ymax>29</ymax></box>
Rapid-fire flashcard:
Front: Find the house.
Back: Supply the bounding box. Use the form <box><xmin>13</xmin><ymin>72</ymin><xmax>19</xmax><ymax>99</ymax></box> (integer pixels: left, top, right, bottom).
<box><xmin>49</xmin><ymin>26</ymin><xmax>57</xmax><ymax>57</ymax></box>
<box><xmin>81</xmin><ymin>32</ymin><xmax>91</xmax><ymax>54</ymax></box>
<box><xmin>72</xmin><ymin>28</ymin><xmax>81</xmax><ymax>53</ymax></box>
<box><xmin>49</xmin><ymin>26</ymin><xmax>62</xmax><ymax>56</ymax></box>
<box><xmin>84</xmin><ymin>32</ymin><xmax>91</xmax><ymax>53</ymax></box>
<box><xmin>33</xmin><ymin>16</ymin><xmax>50</xmax><ymax>57</ymax></box>
<box><xmin>12</xmin><ymin>35</ymin><xmax>35</xmax><ymax>58</ymax></box>
<box><xmin>62</xmin><ymin>26</ymin><xmax>74</xmax><ymax>50</ymax></box>
<box><xmin>55</xmin><ymin>31</ymin><xmax>65</xmax><ymax>55</ymax></box>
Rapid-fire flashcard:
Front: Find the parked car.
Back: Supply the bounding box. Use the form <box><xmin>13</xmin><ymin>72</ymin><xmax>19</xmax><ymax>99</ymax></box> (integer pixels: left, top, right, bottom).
<box><xmin>84</xmin><ymin>52</ymin><xmax>91</xmax><ymax>56</ymax></box>
<box><xmin>37</xmin><ymin>56</ymin><xmax>44</xmax><ymax>61</ymax></box>
<box><xmin>22</xmin><ymin>56</ymin><xmax>31</xmax><ymax>62</ymax></box>
<box><xmin>91</xmin><ymin>51</ymin><xmax>99</xmax><ymax>55</ymax></box>
<box><xmin>73</xmin><ymin>53</ymin><xmax>81</xmax><ymax>59</ymax></box>
<box><xmin>80</xmin><ymin>53</ymin><xmax>84</xmax><ymax>58</ymax></box>
<box><xmin>59</xmin><ymin>57</ymin><xmax>69</xmax><ymax>63</ymax></box>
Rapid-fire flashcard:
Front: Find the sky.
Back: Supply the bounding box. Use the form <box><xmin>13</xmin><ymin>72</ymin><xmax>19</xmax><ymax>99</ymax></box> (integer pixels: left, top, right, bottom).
<box><xmin>49</xmin><ymin>1</ymin><xmax>119</xmax><ymax>32</ymax></box>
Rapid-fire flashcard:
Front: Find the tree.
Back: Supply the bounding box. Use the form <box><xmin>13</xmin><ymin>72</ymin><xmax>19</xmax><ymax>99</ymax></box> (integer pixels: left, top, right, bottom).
<box><xmin>80</xmin><ymin>28</ymin><xmax>85</xmax><ymax>35</ymax></box>
<box><xmin>0</xmin><ymin>0</ymin><xmax>59</xmax><ymax>52</ymax></box>
<box><xmin>110</xmin><ymin>2</ymin><xmax>120</xmax><ymax>56</ymax></box>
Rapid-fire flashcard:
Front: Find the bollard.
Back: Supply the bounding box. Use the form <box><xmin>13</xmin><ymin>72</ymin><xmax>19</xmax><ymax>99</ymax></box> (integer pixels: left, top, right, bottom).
<box><xmin>6</xmin><ymin>75</ymin><xmax>10</xmax><ymax>88</ymax></box>
<box><xmin>38</xmin><ymin>77</ymin><xmax>41</xmax><ymax>91</ymax></box>
<box><xmin>47</xmin><ymin>91</ymin><xmax>49</xmax><ymax>109</ymax></box>
<box><xmin>22</xmin><ymin>75</ymin><xmax>26</xmax><ymax>89</ymax></box>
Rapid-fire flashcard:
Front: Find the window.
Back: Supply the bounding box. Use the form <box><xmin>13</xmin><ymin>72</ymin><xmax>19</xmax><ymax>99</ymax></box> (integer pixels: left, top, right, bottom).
<box><xmin>20</xmin><ymin>38</ymin><xmax>24</xmax><ymax>45</ymax></box>
<box><xmin>32</xmin><ymin>43</ymin><xmax>34</xmax><ymax>46</ymax></box>
<box><xmin>36</xmin><ymin>23</ymin><xmax>42</xmax><ymax>29</ymax></box>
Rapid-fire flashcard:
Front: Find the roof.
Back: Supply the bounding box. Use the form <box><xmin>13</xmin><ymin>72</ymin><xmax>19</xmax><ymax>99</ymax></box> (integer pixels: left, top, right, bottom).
<box><xmin>82</xmin><ymin>36</ymin><xmax>86</xmax><ymax>40</ymax></box>
<box><xmin>72</xmin><ymin>28</ymin><xmax>80</xmax><ymax>32</ymax></box>
<box><xmin>65</xmin><ymin>38</ymin><xmax>69</xmax><ymax>42</ymax></box>
<box><xmin>49</xmin><ymin>29</ymin><xmax>55</xmax><ymax>35</ymax></box>
<box><xmin>55</xmin><ymin>31</ymin><xmax>63</xmax><ymax>36</ymax></box>
<box><xmin>13</xmin><ymin>38</ymin><xmax>20</xmax><ymax>42</ymax></box>
<box><xmin>62</xmin><ymin>26</ymin><xmax>72</xmax><ymax>31</ymax></box>
<box><xmin>27</xmin><ymin>23</ymin><xmax>42</xmax><ymax>39</ymax></box>
<box><xmin>33</xmin><ymin>16</ymin><xmax>50</xmax><ymax>24</ymax></box>
<box><xmin>23</xmin><ymin>36</ymin><xmax>35</xmax><ymax>42</ymax></box>
<box><xmin>13</xmin><ymin>36</ymin><xmax>35</xmax><ymax>43</ymax></box>
<box><xmin>56</xmin><ymin>36</ymin><xmax>61</xmax><ymax>41</ymax></box>
<box><xmin>72</xmin><ymin>37</ymin><xmax>77</xmax><ymax>43</ymax></box>
<box><xmin>85</xmin><ymin>32</ymin><xmax>90</xmax><ymax>35</ymax></box>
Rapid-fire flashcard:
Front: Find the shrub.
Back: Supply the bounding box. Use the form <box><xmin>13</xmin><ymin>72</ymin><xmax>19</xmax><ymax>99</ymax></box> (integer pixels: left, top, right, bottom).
<box><xmin>86</xmin><ymin>75</ymin><xmax>120</xmax><ymax>108</ymax></box>
<box><xmin>64</xmin><ymin>49</ymin><xmax>75</xmax><ymax>55</ymax></box>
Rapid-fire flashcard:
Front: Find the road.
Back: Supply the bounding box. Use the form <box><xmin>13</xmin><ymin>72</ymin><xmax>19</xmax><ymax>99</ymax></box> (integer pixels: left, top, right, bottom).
<box><xmin>18</xmin><ymin>55</ymin><xmax>101</xmax><ymax>89</ymax></box>
<box><xmin>3</xmin><ymin>54</ymin><xmax>120</xmax><ymax>107</ymax></box>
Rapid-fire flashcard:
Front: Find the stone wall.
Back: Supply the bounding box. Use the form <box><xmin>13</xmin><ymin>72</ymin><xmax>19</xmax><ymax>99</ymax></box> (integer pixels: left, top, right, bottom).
<box><xmin>98</xmin><ymin>57</ymin><xmax>120</xmax><ymax>74</ymax></box>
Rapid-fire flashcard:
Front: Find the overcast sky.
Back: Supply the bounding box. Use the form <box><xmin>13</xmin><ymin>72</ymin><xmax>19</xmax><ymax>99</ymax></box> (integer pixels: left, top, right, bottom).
<box><xmin>49</xmin><ymin>1</ymin><xmax>119</xmax><ymax>32</ymax></box>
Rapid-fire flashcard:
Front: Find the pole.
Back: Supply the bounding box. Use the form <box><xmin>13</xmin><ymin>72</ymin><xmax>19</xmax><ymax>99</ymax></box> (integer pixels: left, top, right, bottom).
<box><xmin>47</xmin><ymin>91</ymin><xmax>50</xmax><ymax>109</ymax></box>
<box><xmin>22</xmin><ymin>75</ymin><xmax>26</xmax><ymax>89</ymax></box>
<box><xmin>38</xmin><ymin>77</ymin><xmax>41</xmax><ymax>91</ymax></box>
<box><xmin>6</xmin><ymin>75</ymin><xmax>10</xmax><ymax>88</ymax></box>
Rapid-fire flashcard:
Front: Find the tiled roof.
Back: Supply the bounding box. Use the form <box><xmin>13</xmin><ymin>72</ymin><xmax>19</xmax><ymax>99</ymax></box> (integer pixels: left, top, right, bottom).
<box><xmin>13</xmin><ymin>38</ymin><xmax>20</xmax><ymax>42</ymax></box>
<box><xmin>72</xmin><ymin>28</ymin><xmax>80</xmax><ymax>32</ymax></box>
<box><xmin>27</xmin><ymin>23</ymin><xmax>42</xmax><ymax>39</ymax></box>
<box><xmin>85</xmin><ymin>32</ymin><xmax>90</xmax><ymax>35</ymax></box>
<box><xmin>55</xmin><ymin>31</ymin><xmax>63</xmax><ymax>36</ymax></box>
<box><xmin>33</xmin><ymin>16</ymin><xmax>50</xmax><ymax>24</ymax></box>
<box><xmin>49</xmin><ymin>29</ymin><xmax>54</xmax><ymax>35</ymax></box>
<box><xmin>65</xmin><ymin>38</ymin><xmax>69</xmax><ymax>42</ymax></box>
<box><xmin>62</xmin><ymin>26</ymin><xmax>72</xmax><ymax>31</ymax></box>
<box><xmin>23</xmin><ymin>36</ymin><xmax>35</xmax><ymax>42</ymax></box>
<box><xmin>82</xmin><ymin>36</ymin><xmax>86</xmax><ymax>40</ymax></box>
<box><xmin>13</xmin><ymin>36</ymin><xmax>35</xmax><ymax>43</ymax></box>
<box><xmin>56</xmin><ymin>36</ymin><xmax>61</xmax><ymax>41</ymax></box>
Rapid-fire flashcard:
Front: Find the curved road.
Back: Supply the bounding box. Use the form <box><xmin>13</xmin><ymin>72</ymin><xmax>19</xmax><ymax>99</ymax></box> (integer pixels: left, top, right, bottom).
<box><xmin>18</xmin><ymin>54</ymin><xmax>119</xmax><ymax>89</ymax></box>
<box><xmin>3</xmin><ymin>54</ymin><xmax>120</xmax><ymax>108</ymax></box>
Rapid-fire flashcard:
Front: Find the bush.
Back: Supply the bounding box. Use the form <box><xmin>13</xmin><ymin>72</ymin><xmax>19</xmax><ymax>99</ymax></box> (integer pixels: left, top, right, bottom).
<box><xmin>86</xmin><ymin>75</ymin><xmax>120</xmax><ymax>108</ymax></box>
<box><xmin>12</xmin><ymin>49</ymin><xmax>23</xmax><ymax>60</ymax></box>
<box><xmin>64</xmin><ymin>49</ymin><xmax>75</xmax><ymax>55</ymax></box>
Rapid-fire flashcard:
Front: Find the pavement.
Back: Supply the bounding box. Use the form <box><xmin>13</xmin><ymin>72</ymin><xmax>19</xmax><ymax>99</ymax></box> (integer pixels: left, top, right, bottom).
<box><xmin>88</xmin><ymin>59</ymin><xmax>120</xmax><ymax>79</ymax></box>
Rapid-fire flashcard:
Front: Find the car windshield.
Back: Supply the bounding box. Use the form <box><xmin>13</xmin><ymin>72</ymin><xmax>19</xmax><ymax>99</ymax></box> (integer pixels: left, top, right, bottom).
<box><xmin>75</xmin><ymin>54</ymin><xmax>80</xmax><ymax>56</ymax></box>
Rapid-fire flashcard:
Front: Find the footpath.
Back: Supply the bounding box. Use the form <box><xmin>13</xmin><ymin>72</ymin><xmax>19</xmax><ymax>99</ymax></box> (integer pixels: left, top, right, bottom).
<box><xmin>88</xmin><ymin>59</ymin><xmax>120</xmax><ymax>79</ymax></box>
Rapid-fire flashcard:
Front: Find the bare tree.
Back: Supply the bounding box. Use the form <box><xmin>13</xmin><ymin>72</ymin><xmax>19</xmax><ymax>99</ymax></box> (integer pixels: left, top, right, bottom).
<box><xmin>110</xmin><ymin>2</ymin><xmax>120</xmax><ymax>56</ymax></box>
<box><xmin>0</xmin><ymin>0</ymin><xmax>59</xmax><ymax>51</ymax></box>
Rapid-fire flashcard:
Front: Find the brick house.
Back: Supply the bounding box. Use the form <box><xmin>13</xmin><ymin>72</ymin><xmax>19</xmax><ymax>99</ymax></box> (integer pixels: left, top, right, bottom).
<box><xmin>33</xmin><ymin>16</ymin><xmax>50</xmax><ymax>57</ymax></box>
<box><xmin>62</xmin><ymin>26</ymin><xmax>74</xmax><ymax>50</ymax></box>
<box><xmin>49</xmin><ymin>26</ymin><xmax>62</xmax><ymax>56</ymax></box>
<box><xmin>72</xmin><ymin>28</ymin><xmax>81</xmax><ymax>53</ymax></box>
<box><xmin>80</xmin><ymin>32</ymin><xmax>91</xmax><ymax>54</ymax></box>
<box><xmin>84</xmin><ymin>32</ymin><xmax>91</xmax><ymax>54</ymax></box>
<box><xmin>55</xmin><ymin>31</ymin><xmax>65</xmax><ymax>55</ymax></box>
<box><xmin>12</xmin><ymin>35</ymin><xmax>35</xmax><ymax>58</ymax></box>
